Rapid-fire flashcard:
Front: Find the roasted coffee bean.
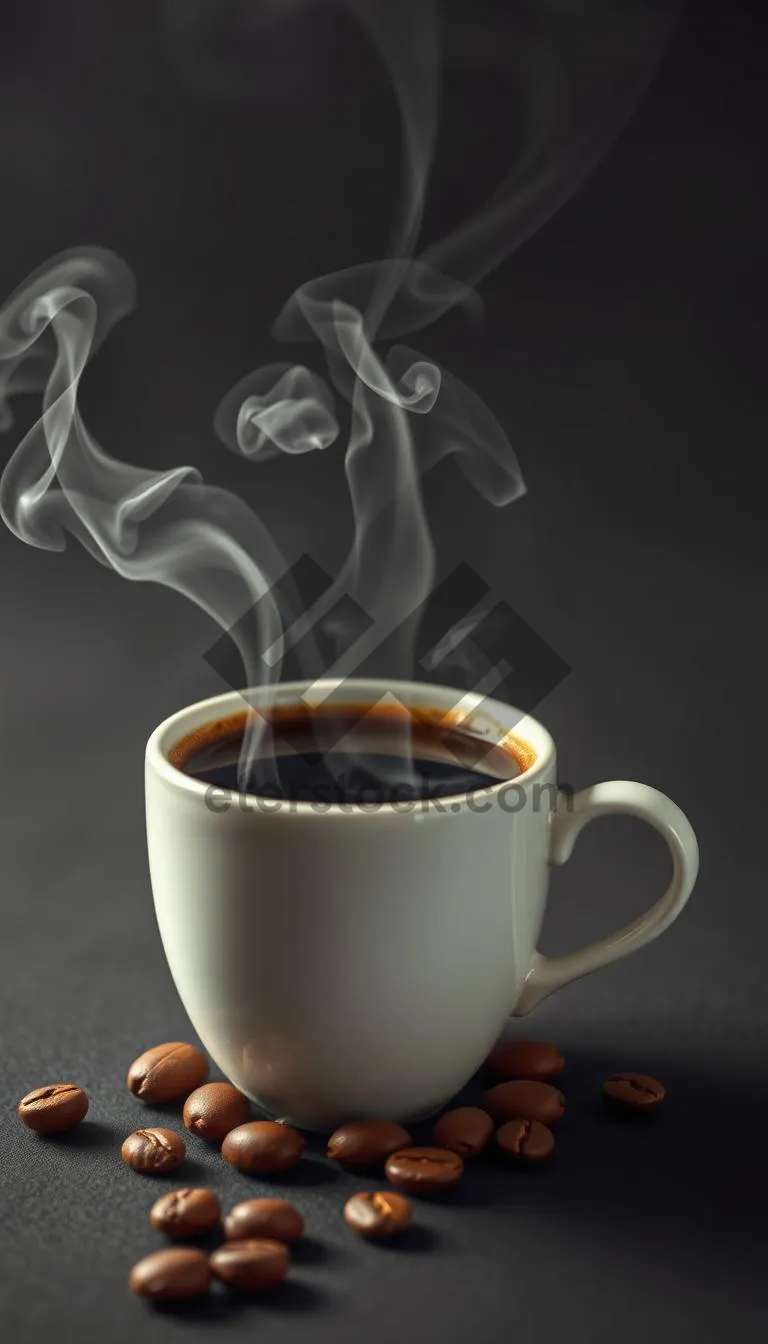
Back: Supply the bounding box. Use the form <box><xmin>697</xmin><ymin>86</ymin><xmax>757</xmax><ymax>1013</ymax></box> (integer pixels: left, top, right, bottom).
<box><xmin>221</xmin><ymin>1121</ymin><xmax>304</xmax><ymax>1175</ymax></box>
<box><xmin>127</xmin><ymin>1042</ymin><xmax>208</xmax><ymax>1104</ymax></box>
<box><xmin>485</xmin><ymin>1039</ymin><xmax>564</xmax><ymax>1083</ymax></box>
<box><xmin>210</xmin><ymin>1239</ymin><xmax>290</xmax><ymax>1292</ymax></box>
<box><xmin>17</xmin><ymin>1083</ymin><xmax>89</xmax><ymax>1135</ymax></box>
<box><xmin>483</xmin><ymin>1079</ymin><xmax>565</xmax><ymax>1125</ymax></box>
<box><xmin>129</xmin><ymin>1247</ymin><xmax>211</xmax><ymax>1302</ymax></box>
<box><xmin>431</xmin><ymin>1107</ymin><xmax>493</xmax><ymax>1159</ymax></box>
<box><xmin>344</xmin><ymin>1191</ymin><xmax>412</xmax><ymax>1240</ymax></box>
<box><xmin>224</xmin><ymin>1198</ymin><xmax>304</xmax><ymax>1244</ymax></box>
<box><xmin>603</xmin><ymin>1072</ymin><xmax>666</xmax><ymax>1113</ymax></box>
<box><xmin>121</xmin><ymin>1127</ymin><xmax>186</xmax><ymax>1174</ymax></box>
<box><xmin>326</xmin><ymin>1119</ymin><xmax>412</xmax><ymax>1168</ymax></box>
<box><xmin>497</xmin><ymin>1118</ymin><xmax>555</xmax><ymax>1163</ymax></box>
<box><xmin>183</xmin><ymin>1082</ymin><xmax>250</xmax><ymax>1142</ymax></box>
<box><xmin>385</xmin><ymin>1146</ymin><xmax>464</xmax><ymax>1195</ymax></box>
<box><xmin>150</xmin><ymin>1188</ymin><xmax>221</xmax><ymax>1237</ymax></box>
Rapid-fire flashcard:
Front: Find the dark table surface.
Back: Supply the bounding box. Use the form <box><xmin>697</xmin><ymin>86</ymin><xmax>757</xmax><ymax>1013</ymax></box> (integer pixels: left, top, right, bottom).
<box><xmin>1</xmin><ymin>2</ymin><xmax>766</xmax><ymax>1340</ymax></box>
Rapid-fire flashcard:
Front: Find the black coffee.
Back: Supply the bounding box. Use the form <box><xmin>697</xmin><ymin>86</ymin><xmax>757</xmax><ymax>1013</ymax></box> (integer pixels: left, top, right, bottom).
<box><xmin>169</xmin><ymin>704</ymin><xmax>531</xmax><ymax>805</ymax></box>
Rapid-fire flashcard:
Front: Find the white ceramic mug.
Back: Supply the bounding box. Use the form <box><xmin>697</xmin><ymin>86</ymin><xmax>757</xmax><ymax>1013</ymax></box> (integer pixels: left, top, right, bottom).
<box><xmin>145</xmin><ymin>678</ymin><xmax>698</xmax><ymax>1130</ymax></box>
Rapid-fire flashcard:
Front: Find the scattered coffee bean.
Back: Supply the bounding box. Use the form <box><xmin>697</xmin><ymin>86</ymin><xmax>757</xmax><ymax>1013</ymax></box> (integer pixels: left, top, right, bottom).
<box><xmin>432</xmin><ymin>1106</ymin><xmax>494</xmax><ymax>1159</ymax></box>
<box><xmin>385</xmin><ymin>1146</ymin><xmax>464</xmax><ymax>1195</ymax></box>
<box><xmin>483</xmin><ymin>1079</ymin><xmax>565</xmax><ymax>1125</ymax></box>
<box><xmin>127</xmin><ymin>1042</ymin><xmax>208</xmax><ymax>1105</ymax></box>
<box><xmin>603</xmin><ymin>1072</ymin><xmax>666</xmax><ymax>1113</ymax></box>
<box><xmin>210</xmin><ymin>1238</ymin><xmax>290</xmax><ymax>1292</ymax></box>
<box><xmin>121</xmin><ymin>1127</ymin><xmax>186</xmax><ymax>1174</ymax></box>
<box><xmin>224</xmin><ymin>1198</ymin><xmax>304</xmax><ymax>1244</ymax></box>
<box><xmin>17</xmin><ymin>1084</ymin><xmax>89</xmax><ymax>1135</ymax></box>
<box><xmin>150</xmin><ymin>1187</ymin><xmax>221</xmax><ymax>1237</ymax></box>
<box><xmin>485</xmin><ymin>1039</ymin><xmax>565</xmax><ymax>1082</ymax></box>
<box><xmin>497</xmin><ymin>1118</ymin><xmax>555</xmax><ymax>1163</ymax></box>
<box><xmin>183</xmin><ymin>1082</ymin><xmax>250</xmax><ymax>1142</ymax></box>
<box><xmin>344</xmin><ymin>1191</ymin><xmax>412</xmax><ymax>1240</ymax></box>
<box><xmin>221</xmin><ymin>1121</ymin><xmax>305</xmax><ymax>1175</ymax></box>
<box><xmin>129</xmin><ymin>1247</ymin><xmax>211</xmax><ymax>1302</ymax></box>
<box><xmin>326</xmin><ymin>1119</ymin><xmax>412</xmax><ymax>1168</ymax></box>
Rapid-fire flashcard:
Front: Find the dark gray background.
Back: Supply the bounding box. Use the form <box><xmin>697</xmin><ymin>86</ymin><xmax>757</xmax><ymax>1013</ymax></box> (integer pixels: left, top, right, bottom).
<box><xmin>1</xmin><ymin>1</ymin><xmax>766</xmax><ymax>1340</ymax></box>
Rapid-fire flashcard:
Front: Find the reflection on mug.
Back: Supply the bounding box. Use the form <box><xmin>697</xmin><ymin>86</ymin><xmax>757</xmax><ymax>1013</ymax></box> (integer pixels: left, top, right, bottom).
<box><xmin>241</xmin><ymin>1034</ymin><xmax>309</xmax><ymax>1120</ymax></box>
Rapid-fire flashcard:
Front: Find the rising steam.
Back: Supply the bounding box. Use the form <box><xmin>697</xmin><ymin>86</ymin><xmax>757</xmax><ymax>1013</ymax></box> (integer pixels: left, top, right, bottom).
<box><xmin>0</xmin><ymin>0</ymin><xmax>681</xmax><ymax>784</ymax></box>
<box><xmin>0</xmin><ymin>249</ymin><xmax>299</xmax><ymax>781</ymax></box>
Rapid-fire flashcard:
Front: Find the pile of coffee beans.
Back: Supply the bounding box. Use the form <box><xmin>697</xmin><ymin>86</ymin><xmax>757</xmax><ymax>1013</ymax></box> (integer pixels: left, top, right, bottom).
<box><xmin>15</xmin><ymin>1037</ymin><xmax>667</xmax><ymax>1307</ymax></box>
<box><xmin>131</xmin><ymin>1191</ymin><xmax>298</xmax><ymax>1301</ymax></box>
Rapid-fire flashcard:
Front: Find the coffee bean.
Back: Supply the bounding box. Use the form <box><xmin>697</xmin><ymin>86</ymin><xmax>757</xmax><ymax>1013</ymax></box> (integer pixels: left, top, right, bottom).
<box><xmin>344</xmin><ymin>1191</ymin><xmax>412</xmax><ymax>1240</ymax></box>
<box><xmin>121</xmin><ymin>1127</ymin><xmax>186</xmax><ymax>1174</ymax></box>
<box><xmin>385</xmin><ymin>1146</ymin><xmax>464</xmax><ymax>1194</ymax></box>
<box><xmin>221</xmin><ymin>1121</ymin><xmax>305</xmax><ymax>1175</ymax></box>
<box><xmin>326</xmin><ymin>1119</ymin><xmax>412</xmax><ymax>1168</ymax></box>
<box><xmin>224</xmin><ymin>1198</ymin><xmax>304</xmax><ymax>1243</ymax></box>
<box><xmin>210</xmin><ymin>1239</ymin><xmax>290</xmax><ymax>1292</ymax></box>
<box><xmin>483</xmin><ymin>1079</ymin><xmax>565</xmax><ymax>1125</ymax></box>
<box><xmin>127</xmin><ymin>1042</ymin><xmax>208</xmax><ymax>1104</ymax></box>
<box><xmin>603</xmin><ymin>1072</ymin><xmax>666</xmax><ymax>1112</ymax></box>
<box><xmin>183</xmin><ymin>1082</ymin><xmax>250</xmax><ymax>1142</ymax></box>
<box><xmin>485</xmin><ymin>1039</ymin><xmax>564</xmax><ymax>1083</ymax></box>
<box><xmin>497</xmin><ymin>1118</ymin><xmax>555</xmax><ymax>1163</ymax></box>
<box><xmin>150</xmin><ymin>1188</ymin><xmax>221</xmax><ymax>1237</ymax></box>
<box><xmin>17</xmin><ymin>1084</ymin><xmax>89</xmax><ymax>1135</ymax></box>
<box><xmin>431</xmin><ymin>1107</ymin><xmax>493</xmax><ymax>1159</ymax></box>
<box><xmin>129</xmin><ymin>1247</ymin><xmax>211</xmax><ymax>1302</ymax></box>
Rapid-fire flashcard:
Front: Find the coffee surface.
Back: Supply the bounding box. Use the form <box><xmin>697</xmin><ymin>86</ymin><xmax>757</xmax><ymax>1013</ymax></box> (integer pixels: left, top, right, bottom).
<box><xmin>170</xmin><ymin>703</ymin><xmax>532</xmax><ymax>804</ymax></box>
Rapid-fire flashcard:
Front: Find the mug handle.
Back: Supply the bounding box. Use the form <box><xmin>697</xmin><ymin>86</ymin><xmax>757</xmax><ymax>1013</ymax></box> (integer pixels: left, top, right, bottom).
<box><xmin>513</xmin><ymin>781</ymin><xmax>699</xmax><ymax>1015</ymax></box>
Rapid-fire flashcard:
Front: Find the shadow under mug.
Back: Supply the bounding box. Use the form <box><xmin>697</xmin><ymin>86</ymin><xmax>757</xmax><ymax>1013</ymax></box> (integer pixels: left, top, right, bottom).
<box><xmin>145</xmin><ymin>678</ymin><xmax>698</xmax><ymax>1130</ymax></box>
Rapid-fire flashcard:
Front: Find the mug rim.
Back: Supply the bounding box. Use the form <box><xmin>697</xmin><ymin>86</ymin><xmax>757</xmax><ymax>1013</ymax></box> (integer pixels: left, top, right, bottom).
<box><xmin>146</xmin><ymin>678</ymin><xmax>556</xmax><ymax>816</ymax></box>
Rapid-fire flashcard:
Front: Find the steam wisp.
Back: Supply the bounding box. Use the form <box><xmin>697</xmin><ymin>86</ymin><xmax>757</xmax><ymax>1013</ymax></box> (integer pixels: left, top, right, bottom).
<box><xmin>0</xmin><ymin>0</ymin><xmax>680</xmax><ymax>790</ymax></box>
